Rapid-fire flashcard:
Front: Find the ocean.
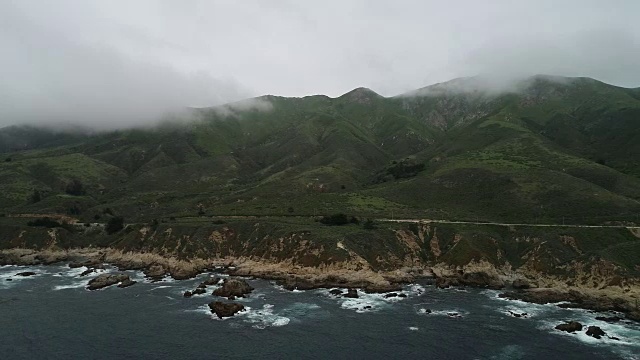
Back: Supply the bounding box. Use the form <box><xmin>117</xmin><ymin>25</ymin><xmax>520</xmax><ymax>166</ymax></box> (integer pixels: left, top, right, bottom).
<box><xmin>1</xmin><ymin>264</ymin><xmax>639</xmax><ymax>359</ymax></box>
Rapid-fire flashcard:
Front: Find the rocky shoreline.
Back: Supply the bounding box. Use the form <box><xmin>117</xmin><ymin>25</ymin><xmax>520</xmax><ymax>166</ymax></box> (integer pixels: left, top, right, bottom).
<box><xmin>1</xmin><ymin>247</ymin><xmax>639</xmax><ymax>323</ymax></box>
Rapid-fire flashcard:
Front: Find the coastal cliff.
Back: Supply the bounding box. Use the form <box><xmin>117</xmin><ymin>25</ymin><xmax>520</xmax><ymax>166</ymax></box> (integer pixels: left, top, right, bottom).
<box><xmin>1</xmin><ymin>218</ymin><xmax>639</xmax><ymax>319</ymax></box>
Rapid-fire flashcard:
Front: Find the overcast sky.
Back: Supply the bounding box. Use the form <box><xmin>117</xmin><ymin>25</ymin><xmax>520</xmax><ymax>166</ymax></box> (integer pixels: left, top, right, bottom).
<box><xmin>2</xmin><ymin>0</ymin><xmax>640</xmax><ymax>129</ymax></box>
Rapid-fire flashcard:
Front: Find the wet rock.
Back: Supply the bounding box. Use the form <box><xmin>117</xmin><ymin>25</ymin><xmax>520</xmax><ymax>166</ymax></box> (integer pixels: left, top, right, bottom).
<box><xmin>208</xmin><ymin>301</ymin><xmax>245</xmax><ymax>318</ymax></box>
<box><xmin>555</xmin><ymin>321</ymin><xmax>583</xmax><ymax>333</ymax></box>
<box><xmin>421</xmin><ymin>309</ymin><xmax>432</xmax><ymax>314</ymax></box>
<box><xmin>512</xmin><ymin>279</ymin><xmax>531</xmax><ymax>289</ymax></box>
<box><xmin>80</xmin><ymin>268</ymin><xmax>96</xmax><ymax>277</ymax></box>
<box><xmin>15</xmin><ymin>271</ymin><xmax>36</xmax><ymax>277</ymax></box>
<box><xmin>197</xmin><ymin>283</ymin><xmax>207</xmax><ymax>289</ymax></box>
<box><xmin>117</xmin><ymin>279</ymin><xmax>136</xmax><ymax>288</ymax></box>
<box><xmin>585</xmin><ymin>326</ymin><xmax>606</xmax><ymax>339</ymax></box>
<box><xmin>212</xmin><ymin>278</ymin><xmax>253</xmax><ymax>299</ymax></box>
<box><xmin>447</xmin><ymin>312</ymin><xmax>462</xmax><ymax>318</ymax></box>
<box><xmin>329</xmin><ymin>289</ymin><xmax>343</xmax><ymax>296</ymax></box>
<box><xmin>183</xmin><ymin>291</ymin><xmax>193</xmax><ymax>298</ymax></box>
<box><xmin>499</xmin><ymin>289</ymin><xmax>580</xmax><ymax>305</ymax></box>
<box><xmin>385</xmin><ymin>293</ymin><xmax>399</xmax><ymax>298</ymax></box>
<box><xmin>609</xmin><ymin>336</ymin><xmax>620</xmax><ymax>341</ymax></box>
<box><xmin>5</xmin><ymin>278</ymin><xmax>12</xmax><ymax>281</ymax></box>
<box><xmin>36</xmin><ymin>253</ymin><xmax>68</xmax><ymax>265</ymax></box>
<box><xmin>192</xmin><ymin>288</ymin><xmax>206</xmax><ymax>296</ymax></box>
<box><xmin>87</xmin><ymin>273</ymin><xmax>131</xmax><ymax>290</ymax></box>
<box><xmin>200</xmin><ymin>277</ymin><xmax>221</xmax><ymax>286</ymax></box>
<box><xmin>398</xmin><ymin>293</ymin><xmax>407</xmax><ymax>298</ymax></box>
<box><xmin>343</xmin><ymin>288</ymin><xmax>359</xmax><ymax>298</ymax></box>
<box><xmin>69</xmin><ymin>260</ymin><xmax>101</xmax><ymax>269</ymax></box>
<box><xmin>435</xmin><ymin>277</ymin><xmax>459</xmax><ymax>289</ymax></box>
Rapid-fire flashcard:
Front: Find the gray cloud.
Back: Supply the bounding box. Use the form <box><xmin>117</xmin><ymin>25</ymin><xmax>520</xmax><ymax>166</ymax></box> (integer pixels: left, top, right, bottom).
<box><xmin>1</xmin><ymin>0</ymin><xmax>640</xmax><ymax>129</ymax></box>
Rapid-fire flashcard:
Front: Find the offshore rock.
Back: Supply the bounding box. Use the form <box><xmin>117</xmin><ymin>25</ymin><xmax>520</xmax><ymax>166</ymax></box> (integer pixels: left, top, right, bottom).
<box><xmin>209</xmin><ymin>301</ymin><xmax>245</xmax><ymax>319</ymax></box>
<box><xmin>87</xmin><ymin>273</ymin><xmax>131</xmax><ymax>290</ymax></box>
<box><xmin>343</xmin><ymin>288</ymin><xmax>359</xmax><ymax>298</ymax></box>
<box><xmin>585</xmin><ymin>326</ymin><xmax>606</xmax><ymax>339</ymax></box>
<box><xmin>212</xmin><ymin>278</ymin><xmax>253</xmax><ymax>299</ymax></box>
<box><xmin>555</xmin><ymin>321</ymin><xmax>583</xmax><ymax>333</ymax></box>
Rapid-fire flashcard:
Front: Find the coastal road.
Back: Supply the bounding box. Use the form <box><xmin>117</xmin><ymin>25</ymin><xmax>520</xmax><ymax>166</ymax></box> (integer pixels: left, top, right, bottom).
<box><xmin>378</xmin><ymin>218</ymin><xmax>640</xmax><ymax>230</ymax></box>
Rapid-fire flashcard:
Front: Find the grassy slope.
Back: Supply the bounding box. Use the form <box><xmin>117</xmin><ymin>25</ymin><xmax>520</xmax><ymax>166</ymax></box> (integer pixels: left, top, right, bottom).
<box><xmin>0</xmin><ymin>76</ymin><xmax>639</xmax><ymax>228</ymax></box>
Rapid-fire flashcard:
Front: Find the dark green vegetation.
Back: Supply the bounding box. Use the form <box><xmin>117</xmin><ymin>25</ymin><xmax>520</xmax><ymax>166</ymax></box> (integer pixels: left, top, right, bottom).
<box><xmin>1</xmin><ymin>75</ymin><xmax>640</xmax><ymax>227</ymax></box>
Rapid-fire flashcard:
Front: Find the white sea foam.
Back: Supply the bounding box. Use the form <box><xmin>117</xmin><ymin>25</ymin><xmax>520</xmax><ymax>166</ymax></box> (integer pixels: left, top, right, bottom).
<box><xmin>53</xmin><ymin>279</ymin><xmax>88</xmax><ymax>291</ymax></box>
<box><xmin>409</xmin><ymin>326</ymin><xmax>419</xmax><ymax>331</ymax></box>
<box><xmin>415</xmin><ymin>306</ymin><xmax>468</xmax><ymax>318</ymax></box>
<box><xmin>149</xmin><ymin>285</ymin><xmax>172</xmax><ymax>291</ymax></box>
<box><xmin>243</xmin><ymin>304</ymin><xmax>290</xmax><ymax>329</ymax></box>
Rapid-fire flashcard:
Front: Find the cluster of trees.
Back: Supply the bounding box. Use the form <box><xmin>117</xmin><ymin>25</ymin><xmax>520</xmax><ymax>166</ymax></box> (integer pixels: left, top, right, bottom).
<box><xmin>319</xmin><ymin>213</ymin><xmax>377</xmax><ymax>229</ymax></box>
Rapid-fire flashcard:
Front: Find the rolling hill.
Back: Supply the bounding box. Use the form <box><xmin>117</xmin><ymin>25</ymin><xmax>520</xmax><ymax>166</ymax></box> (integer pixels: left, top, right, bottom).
<box><xmin>1</xmin><ymin>75</ymin><xmax>640</xmax><ymax>226</ymax></box>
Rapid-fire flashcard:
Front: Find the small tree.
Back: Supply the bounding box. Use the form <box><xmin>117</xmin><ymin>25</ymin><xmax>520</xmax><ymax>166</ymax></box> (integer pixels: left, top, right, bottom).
<box><xmin>287</xmin><ymin>207</ymin><xmax>294</xmax><ymax>213</ymax></box>
<box><xmin>29</xmin><ymin>189</ymin><xmax>42</xmax><ymax>203</ymax></box>
<box><xmin>65</xmin><ymin>178</ymin><xmax>85</xmax><ymax>196</ymax></box>
<box><xmin>363</xmin><ymin>219</ymin><xmax>377</xmax><ymax>230</ymax></box>
<box><xmin>319</xmin><ymin>213</ymin><xmax>350</xmax><ymax>226</ymax></box>
<box><xmin>105</xmin><ymin>216</ymin><xmax>124</xmax><ymax>234</ymax></box>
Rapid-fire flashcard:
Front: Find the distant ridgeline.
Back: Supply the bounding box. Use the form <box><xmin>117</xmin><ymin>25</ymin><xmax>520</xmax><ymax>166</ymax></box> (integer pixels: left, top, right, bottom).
<box><xmin>0</xmin><ymin>75</ymin><xmax>640</xmax><ymax>226</ymax></box>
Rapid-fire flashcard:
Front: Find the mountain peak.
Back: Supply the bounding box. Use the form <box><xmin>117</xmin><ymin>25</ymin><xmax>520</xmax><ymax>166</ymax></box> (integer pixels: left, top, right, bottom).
<box><xmin>339</xmin><ymin>87</ymin><xmax>382</xmax><ymax>104</ymax></box>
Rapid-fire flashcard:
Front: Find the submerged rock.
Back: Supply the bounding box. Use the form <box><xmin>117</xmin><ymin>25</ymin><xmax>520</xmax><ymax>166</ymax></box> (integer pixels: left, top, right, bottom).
<box><xmin>585</xmin><ymin>326</ymin><xmax>606</xmax><ymax>339</ymax></box>
<box><xmin>87</xmin><ymin>273</ymin><xmax>131</xmax><ymax>290</ymax></box>
<box><xmin>208</xmin><ymin>301</ymin><xmax>245</xmax><ymax>318</ymax></box>
<box><xmin>15</xmin><ymin>271</ymin><xmax>36</xmax><ymax>277</ymax></box>
<box><xmin>555</xmin><ymin>321</ymin><xmax>583</xmax><ymax>333</ymax></box>
<box><xmin>212</xmin><ymin>278</ymin><xmax>253</xmax><ymax>299</ymax></box>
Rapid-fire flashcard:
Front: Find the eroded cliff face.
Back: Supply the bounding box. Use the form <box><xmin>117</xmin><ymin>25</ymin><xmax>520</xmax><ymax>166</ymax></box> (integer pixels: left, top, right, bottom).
<box><xmin>1</xmin><ymin>221</ymin><xmax>639</xmax><ymax>294</ymax></box>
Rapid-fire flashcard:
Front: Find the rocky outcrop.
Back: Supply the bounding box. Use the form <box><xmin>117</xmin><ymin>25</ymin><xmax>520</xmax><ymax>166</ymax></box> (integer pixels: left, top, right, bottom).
<box><xmin>208</xmin><ymin>301</ymin><xmax>245</xmax><ymax>318</ymax></box>
<box><xmin>555</xmin><ymin>321</ymin><xmax>582</xmax><ymax>333</ymax></box>
<box><xmin>435</xmin><ymin>271</ymin><xmax>504</xmax><ymax>289</ymax></box>
<box><xmin>143</xmin><ymin>265</ymin><xmax>166</xmax><ymax>280</ymax></box>
<box><xmin>212</xmin><ymin>278</ymin><xmax>253</xmax><ymax>299</ymax></box>
<box><xmin>87</xmin><ymin>273</ymin><xmax>131</xmax><ymax>290</ymax></box>
<box><xmin>512</xmin><ymin>279</ymin><xmax>532</xmax><ymax>289</ymax></box>
<box><xmin>585</xmin><ymin>326</ymin><xmax>606</xmax><ymax>339</ymax></box>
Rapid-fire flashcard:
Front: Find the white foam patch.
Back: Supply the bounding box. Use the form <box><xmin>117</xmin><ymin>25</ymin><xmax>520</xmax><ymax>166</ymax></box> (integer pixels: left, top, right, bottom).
<box><xmin>243</xmin><ymin>304</ymin><xmax>290</xmax><ymax>329</ymax></box>
<box><xmin>416</xmin><ymin>307</ymin><xmax>468</xmax><ymax>318</ymax></box>
<box><xmin>409</xmin><ymin>326</ymin><xmax>419</xmax><ymax>331</ymax></box>
<box><xmin>150</xmin><ymin>286</ymin><xmax>172</xmax><ymax>291</ymax></box>
<box><xmin>339</xmin><ymin>292</ymin><xmax>391</xmax><ymax>313</ymax></box>
<box><xmin>408</xmin><ymin>284</ymin><xmax>426</xmax><ymax>295</ymax></box>
<box><xmin>53</xmin><ymin>279</ymin><xmax>88</xmax><ymax>291</ymax></box>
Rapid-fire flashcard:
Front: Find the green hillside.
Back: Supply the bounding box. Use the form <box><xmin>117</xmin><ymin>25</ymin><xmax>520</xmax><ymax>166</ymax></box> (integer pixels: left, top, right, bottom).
<box><xmin>1</xmin><ymin>75</ymin><xmax>640</xmax><ymax>226</ymax></box>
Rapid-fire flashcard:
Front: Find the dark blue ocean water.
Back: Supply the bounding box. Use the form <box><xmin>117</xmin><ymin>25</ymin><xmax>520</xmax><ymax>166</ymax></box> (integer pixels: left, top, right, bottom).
<box><xmin>1</xmin><ymin>264</ymin><xmax>638</xmax><ymax>360</ymax></box>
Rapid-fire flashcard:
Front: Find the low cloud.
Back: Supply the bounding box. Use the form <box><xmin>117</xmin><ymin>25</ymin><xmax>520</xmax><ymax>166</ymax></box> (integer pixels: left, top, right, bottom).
<box><xmin>0</xmin><ymin>2</ymin><xmax>253</xmax><ymax>130</ymax></box>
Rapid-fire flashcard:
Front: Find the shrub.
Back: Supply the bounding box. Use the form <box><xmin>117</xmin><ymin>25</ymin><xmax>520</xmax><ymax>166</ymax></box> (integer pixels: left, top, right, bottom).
<box><xmin>29</xmin><ymin>189</ymin><xmax>42</xmax><ymax>204</ymax></box>
<box><xmin>65</xmin><ymin>179</ymin><xmax>86</xmax><ymax>196</ymax></box>
<box><xmin>105</xmin><ymin>216</ymin><xmax>124</xmax><ymax>234</ymax></box>
<box><xmin>27</xmin><ymin>217</ymin><xmax>62</xmax><ymax>228</ymax></box>
<box><xmin>319</xmin><ymin>213</ymin><xmax>350</xmax><ymax>226</ymax></box>
<box><xmin>363</xmin><ymin>219</ymin><xmax>377</xmax><ymax>230</ymax></box>
<box><xmin>287</xmin><ymin>207</ymin><xmax>294</xmax><ymax>213</ymax></box>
